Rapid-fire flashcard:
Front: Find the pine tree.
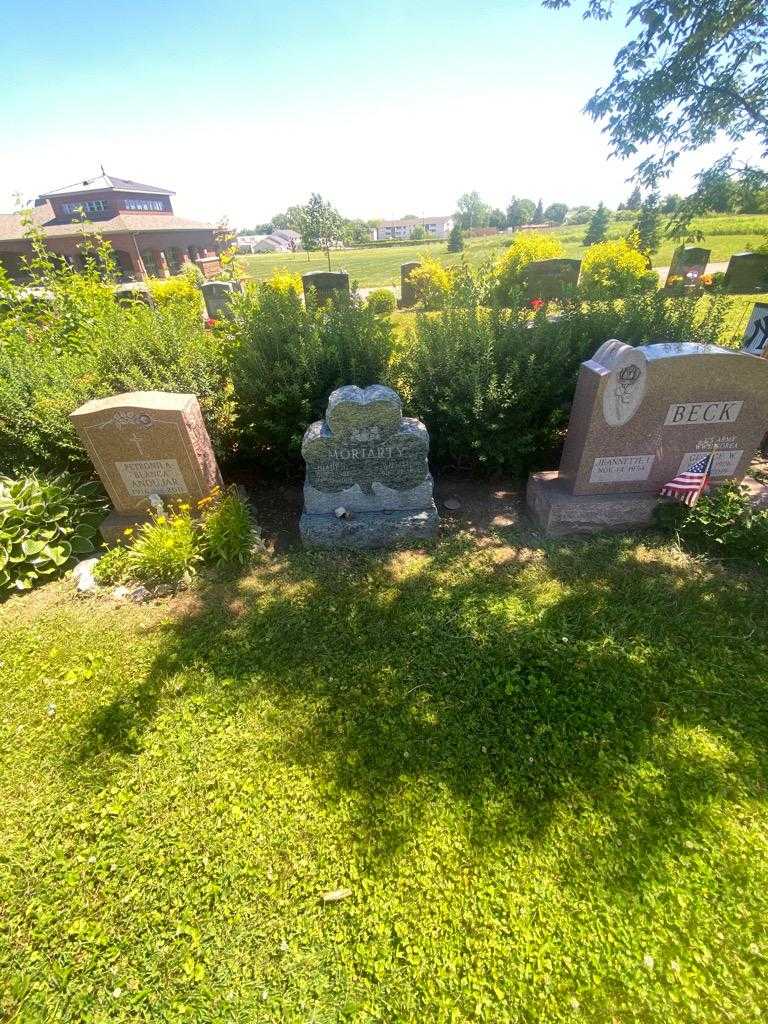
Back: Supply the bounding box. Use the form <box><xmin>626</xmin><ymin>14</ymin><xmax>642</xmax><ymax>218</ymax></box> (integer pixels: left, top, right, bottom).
<box><xmin>583</xmin><ymin>202</ymin><xmax>609</xmax><ymax>246</ymax></box>
<box><xmin>626</xmin><ymin>186</ymin><xmax>642</xmax><ymax>211</ymax></box>
<box><xmin>447</xmin><ymin>222</ymin><xmax>464</xmax><ymax>252</ymax></box>
<box><xmin>636</xmin><ymin>193</ymin><xmax>662</xmax><ymax>257</ymax></box>
<box><xmin>533</xmin><ymin>198</ymin><xmax>544</xmax><ymax>223</ymax></box>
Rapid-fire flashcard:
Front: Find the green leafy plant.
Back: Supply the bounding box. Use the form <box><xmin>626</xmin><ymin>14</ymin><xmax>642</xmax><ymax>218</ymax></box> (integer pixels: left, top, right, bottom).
<box><xmin>91</xmin><ymin>542</ymin><xmax>131</xmax><ymax>585</ymax></box>
<box><xmin>0</xmin><ymin>474</ymin><xmax>107</xmax><ymax>595</ymax></box>
<box><xmin>409</xmin><ymin>258</ymin><xmax>454</xmax><ymax>310</ymax></box>
<box><xmin>199</xmin><ymin>487</ymin><xmax>262</xmax><ymax>566</ymax></box>
<box><xmin>579</xmin><ymin>238</ymin><xmax>659</xmax><ymax>300</ymax></box>
<box><xmin>365</xmin><ymin>289</ymin><xmax>397</xmax><ymax>315</ymax></box>
<box><xmin>147</xmin><ymin>275</ymin><xmax>203</xmax><ymax>314</ymax></box>
<box><xmin>655</xmin><ymin>482</ymin><xmax>768</xmax><ymax>566</ymax></box>
<box><xmin>122</xmin><ymin>507</ymin><xmax>201</xmax><ymax>586</ymax></box>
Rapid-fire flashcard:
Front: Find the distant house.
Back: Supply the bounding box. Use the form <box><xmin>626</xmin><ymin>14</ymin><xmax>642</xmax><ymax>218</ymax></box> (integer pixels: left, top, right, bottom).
<box><xmin>374</xmin><ymin>216</ymin><xmax>454</xmax><ymax>241</ymax></box>
<box><xmin>236</xmin><ymin>229</ymin><xmax>301</xmax><ymax>254</ymax></box>
<box><xmin>0</xmin><ymin>172</ymin><xmax>220</xmax><ymax>282</ymax></box>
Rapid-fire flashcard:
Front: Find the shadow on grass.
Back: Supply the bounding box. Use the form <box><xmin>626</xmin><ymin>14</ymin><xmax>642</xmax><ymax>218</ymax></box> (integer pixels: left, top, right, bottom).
<box><xmin>69</xmin><ymin>530</ymin><xmax>768</xmax><ymax>866</ymax></box>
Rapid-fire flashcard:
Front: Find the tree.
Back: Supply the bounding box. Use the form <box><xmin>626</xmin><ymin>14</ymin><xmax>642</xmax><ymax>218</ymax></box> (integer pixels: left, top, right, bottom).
<box><xmin>625</xmin><ymin>186</ymin><xmax>642</xmax><ymax>211</ymax></box>
<box><xmin>583</xmin><ymin>202</ymin><xmax>609</xmax><ymax>246</ymax></box>
<box><xmin>566</xmin><ymin>205</ymin><xmax>596</xmax><ymax>225</ymax></box>
<box><xmin>544</xmin><ymin>0</ymin><xmax>768</xmax><ymax>229</ymax></box>
<box><xmin>456</xmin><ymin>192</ymin><xmax>491</xmax><ymax>229</ymax></box>
<box><xmin>295</xmin><ymin>194</ymin><xmax>344</xmax><ymax>271</ymax></box>
<box><xmin>635</xmin><ymin>193</ymin><xmax>662</xmax><ymax>257</ymax></box>
<box><xmin>447</xmin><ymin>222</ymin><xmax>464</xmax><ymax>252</ymax></box>
<box><xmin>533</xmin><ymin>199</ymin><xmax>545</xmax><ymax>223</ymax></box>
<box><xmin>411</xmin><ymin>225</ymin><xmax>427</xmax><ymax>240</ymax></box>
<box><xmin>342</xmin><ymin>218</ymin><xmax>374</xmax><ymax>246</ymax></box>
<box><xmin>488</xmin><ymin>208</ymin><xmax>507</xmax><ymax>230</ymax></box>
<box><xmin>661</xmin><ymin>194</ymin><xmax>682</xmax><ymax>214</ymax></box>
<box><xmin>506</xmin><ymin>197</ymin><xmax>536</xmax><ymax>229</ymax></box>
<box><xmin>544</xmin><ymin>202</ymin><xmax>568</xmax><ymax>224</ymax></box>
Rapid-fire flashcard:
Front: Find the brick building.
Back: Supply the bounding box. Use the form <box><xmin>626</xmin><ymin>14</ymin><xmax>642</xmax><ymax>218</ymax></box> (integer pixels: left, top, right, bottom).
<box><xmin>0</xmin><ymin>172</ymin><xmax>220</xmax><ymax>282</ymax></box>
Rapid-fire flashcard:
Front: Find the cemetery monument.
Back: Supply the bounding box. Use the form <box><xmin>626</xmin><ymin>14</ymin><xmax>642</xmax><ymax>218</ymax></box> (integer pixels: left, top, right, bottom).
<box><xmin>527</xmin><ymin>339</ymin><xmax>768</xmax><ymax>535</ymax></box>
<box><xmin>664</xmin><ymin>246</ymin><xmax>710</xmax><ymax>289</ymax></box>
<box><xmin>724</xmin><ymin>252</ymin><xmax>768</xmax><ymax>294</ymax></box>
<box><xmin>71</xmin><ymin>391</ymin><xmax>223</xmax><ymax>542</ymax></box>
<box><xmin>524</xmin><ymin>259</ymin><xmax>581</xmax><ymax>301</ymax></box>
<box><xmin>202</xmin><ymin>279</ymin><xmax>241</xmax><ymax>319</ymax></box>
<box><xmin>302</xmin><ymin>271</ymin><xmax>350</xmax><ymax>306</ymax></box>
<box><xmin>300</xmin><ymin>384</ymin><xmax>439</xmax><ymax>548</ymax></box>
<box><xmin>742</xmin><ymin>302</ymin><xmax>768</xmax><ymax>356</ymax></box>
<box><xmin>400</xmin><ymin>261</ymin><xmax>421</xmax><ymax>308</ymax></box>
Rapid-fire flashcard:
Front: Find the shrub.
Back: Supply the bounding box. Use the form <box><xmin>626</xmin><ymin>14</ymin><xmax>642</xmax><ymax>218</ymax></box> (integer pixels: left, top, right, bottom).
<box><xmin>447</xmin><ymin>223</ymin><xmax>464</xmax><ymax>253</ymax></box>
<box><xmin>0</xmin><ymin>473</ymin><xmax>108</xmax><ymax>595</ymax></box>
<box><xmin>148</xmin><ymin>275</ymin><xmax>203</xmax><ymax>315</ymax></box>
<box><xmin>396</xmin><ymin>292</ymin><xmax>728</xmax><ymax>476</ymax></box>
<box><xmin>229</xmin><ymin>283</ymin><xmax>393</xmax><ymax>471</ymax></box>
<box><xmin>491</xmin><ymin>234</ymin><xmax>565</xmax><ymax>305</ymax></box>
<box><xmin>656</xmin><ymin>482</ymin><xmax>768</xmax><ymax>567</ymax></box>
<box><xmin>266</xmin><ymin>270</ymin><xmax>303</xmax><ymax>296</ymax></box>
<box><xmin>579</xmin><ymin>239</ymin><xmax>659</xmax><ymax>300</ymax></box>
<box><xmin>91</xmin><ymin>543</ymin><xmax>131</xmax><ymax>585</ymax></box>
<box><xmin>0</xmin><ymin>302</ymin><xmax>236</xmax><ymax>475</ymax></box>
<box><xmin>366</xmin><ymin>289</ymin><xmax>397</xmax><ymax>315</ymax></box>
<box><xmin>409</xmin><ymin>258</ymin><xmax>453</xmax><ymax>310</ymax></box>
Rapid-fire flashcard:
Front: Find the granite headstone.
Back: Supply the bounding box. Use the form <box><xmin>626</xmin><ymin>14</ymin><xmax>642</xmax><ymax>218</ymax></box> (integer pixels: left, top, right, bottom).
<box><xmin>400</xmin><ymin>261</ymin><xmax>421</xmax><ymax>308</ymax></box>
<box><xmin>70</xmin><ymin>391</ymin><xmax>223</xmax><ymax>542</ymax></box>
<box><xmin>527</xmin><ymin>340</ymin><xmax>768</xmax><ymax>534</ymax></box>
<box><xmin>302</xmin><ymin>271</ymin><xmax>350</xmax><ymax>306</ymax></box>
<box><xmin>665</xmin><ymin>246</ymin><xmax>710</xmax><ymax>289</ymax></box>
<box><xmin>201</xmin><ymin>279</ymin><xmax>241</xmax><ymax>320</ymax></box>
<box><xmin>113</xmin><ymin>282</ymin><xmax>155</xmax><ymax>308</ymax></box>
<box><xmin>524</xmin><ymin>259</ymin><xmax>581</xmax><ymax>301</ymax></box>
<box><xmin>724</xmin><ymin>252</ymin><xmax>768</xmax><ymax>294</ymax></box>
<box><xmin>742</xmin><ymin>302</ymin><xmax>768</xmax><ymax>356</ymax></box>
<box><xmin>300</xmin><ymin>384</ymin><xmax>439</xmax><ymax>548</ymax></box>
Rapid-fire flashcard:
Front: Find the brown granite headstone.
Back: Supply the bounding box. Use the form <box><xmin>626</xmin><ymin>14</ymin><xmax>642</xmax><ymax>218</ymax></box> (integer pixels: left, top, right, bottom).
<box><xmin>70</xmin><ymin>391</ymin><xmax>223</xmax><ymax>541</ymax></box>
<box><xmin>527</xmin><ymin>340</ymin><xmax>768</xmax><ymax>534</ymax></box>
<box><xmin>523</xmin><ymin>259</ymin><xmax>581</xmax><ymax>301</ymax></box>
<box><xmin>400</xmin><ymin>261</ymin><xmax>421</xmax><ymax>308</ymax></box>
<box><xmin>724</xmin><ymin>252</ymin><xmax>768</xmax><ymax>294</ymax></box>
<box><xmin>302</xmin><ymin>271</ymin><xmax>350</xmax><ymax>306</ymax></box>
<box><xmin>664</xmin><ymin>246</ymin><xmax>710</xmax><ymax>289</ymax></box>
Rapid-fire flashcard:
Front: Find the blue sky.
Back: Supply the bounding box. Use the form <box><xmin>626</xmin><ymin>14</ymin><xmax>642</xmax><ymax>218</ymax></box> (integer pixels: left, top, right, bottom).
<box><xmin>0</xmin><ymin>0</ymin><xmax>746</xmax><ymax>226</ymax></box>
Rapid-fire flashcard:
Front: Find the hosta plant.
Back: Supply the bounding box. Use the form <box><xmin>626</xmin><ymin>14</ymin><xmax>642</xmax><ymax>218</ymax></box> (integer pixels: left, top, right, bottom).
<box><xmin>0</xmin><ymin>474</ymin><xmax>107</xmax><ymax>595</ymax></box>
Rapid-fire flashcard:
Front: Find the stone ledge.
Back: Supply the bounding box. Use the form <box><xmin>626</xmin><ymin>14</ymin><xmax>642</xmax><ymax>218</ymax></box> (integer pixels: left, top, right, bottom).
<box><xmin>99</xmin><ymin>510</ymin><xmax>153</xmax><ymax>545</ymax></box>
<box><xmin>527</xmin><ymin>470</ymin><xmax>768</xmax><ymax>537</ymax></box>
<box><xmin>300</xmin><ymin>505</ymin><xmax>439</xmax><ymax>549</ymax></box>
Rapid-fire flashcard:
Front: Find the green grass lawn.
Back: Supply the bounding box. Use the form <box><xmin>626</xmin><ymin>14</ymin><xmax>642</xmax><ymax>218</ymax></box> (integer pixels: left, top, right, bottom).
<box><xmin>2</xmin><ymin>531</ymin><xmax>768</xmax><ymax>1022</ymax></box>
<box><xmin>238</xmin><ymin>214</ymin><xmax>768</xmax><ymax>289</ymax></box>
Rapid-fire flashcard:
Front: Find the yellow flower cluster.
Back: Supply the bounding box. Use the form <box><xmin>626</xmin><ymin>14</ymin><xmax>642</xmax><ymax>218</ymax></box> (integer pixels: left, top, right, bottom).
<box><xmin>196</xmin><ymin>484</ymin><xmax>222</xmax><ymax>510</ymax></box>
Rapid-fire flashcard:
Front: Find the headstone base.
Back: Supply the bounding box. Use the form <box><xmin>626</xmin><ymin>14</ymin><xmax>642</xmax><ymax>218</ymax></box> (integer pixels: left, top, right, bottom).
<box><xmin>527</xmin><ymin>470</ymin><xmax>768</xmax><ymax>536</ymax></box>
<box><xmin>300</xmin><ymin>505</ymin><xmax>439</xmax><ymax>549</ymax></box>
<box><xmin>99</xmin><ymin>510</ymin><xmax>153</xmax><ymax>545</ymax></box>
<box><xmin>526</xmin><ymin>471</ymin><xmax>661</xmax><ymax>536</ymax></box>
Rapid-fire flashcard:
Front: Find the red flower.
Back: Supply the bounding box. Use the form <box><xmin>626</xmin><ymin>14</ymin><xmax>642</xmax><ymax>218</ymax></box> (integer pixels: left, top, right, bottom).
<box><xmin>529</xmin><ymin>298</ymin><xmax>544</xmax><ymax>311</ymax></box>
<box><xmin>205</xmin><ymin>317</ymin><xmax>218</xmax><ymax>328</ymax></box>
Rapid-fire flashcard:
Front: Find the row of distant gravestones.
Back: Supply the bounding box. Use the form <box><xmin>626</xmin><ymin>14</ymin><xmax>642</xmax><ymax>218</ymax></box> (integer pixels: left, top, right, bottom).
<box><xmin>69</xmin><ymin>305</ymin><xmax>768</xmax><ymax>550</ymax></box>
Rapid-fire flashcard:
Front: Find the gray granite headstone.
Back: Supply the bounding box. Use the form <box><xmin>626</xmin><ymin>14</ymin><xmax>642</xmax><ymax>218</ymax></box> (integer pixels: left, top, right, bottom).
<box><xmin>724</xmin><ymin>252</ymin><xmax>768</xmax><ymax>294</ymax></box>
<box><xmin>400</xmin><ymin>262</ymin><xmax>421</xmax><ymax>308</ymax></box>
<box><xmin>302</xmin><ymin>271</ymin><xmax>350</xmax><ymax>306</ymax></box>
<box><xmin>742</xmin><ymin>302</ymin><xmax>768</xmax><ymax>356</ymax></box>
<box><xmin>664</xmin><ymin>246</ymin><xmax>710</xmax><ymax>289</ymax></box>
<box><xmin>300</xmin><ymin>384</ymin><xmax>439</xmax><ymax>548</ymax></box>
<box><xmin>202</xmin><ymin>280</ymin><xmax>241</xmax><ymax>319</ymax></box>
<box><xmin>524</xmin><ymin>259</ymin><xmax>581</xmax><ymax>301</ymax></box>
<box><xmin>527</xmin><ymin>339</ymin><xmax>768</xmax><ymax>533</ymax></box>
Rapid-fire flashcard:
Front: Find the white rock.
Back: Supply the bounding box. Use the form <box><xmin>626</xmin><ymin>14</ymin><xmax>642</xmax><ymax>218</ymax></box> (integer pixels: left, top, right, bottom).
<box><xmin>112</xmin><ymin>586</ymin><xmax>130</xmax><ymax>600</ymax></box>
<box><xmin>334</xmin><ymin>506</ymin><xmax>349</xmax><ymax>519</ymax></box>
<box><xmin>73</xmin><ymin>557</ymin><xmax>99</xmax><ymax>593</ymax></box>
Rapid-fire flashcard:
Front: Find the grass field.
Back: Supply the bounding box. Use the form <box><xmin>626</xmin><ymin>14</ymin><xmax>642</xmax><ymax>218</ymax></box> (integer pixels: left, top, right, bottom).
<box><xmin>2</xmin><ymin>531</ymin><xmax>768</xmax><ymax>1022</ymax></box>
<box><xmin>238</xmin><ymin>214</ymin><xmax>768</xmax><ymax>289</ymax></box>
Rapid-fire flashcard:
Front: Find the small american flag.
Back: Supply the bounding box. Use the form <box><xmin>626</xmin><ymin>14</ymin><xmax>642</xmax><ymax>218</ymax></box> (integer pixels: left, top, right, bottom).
<box><xmin>660</xmin><ymin>451</ymin><xmax>715</xmax><ymax>506</ymax></box>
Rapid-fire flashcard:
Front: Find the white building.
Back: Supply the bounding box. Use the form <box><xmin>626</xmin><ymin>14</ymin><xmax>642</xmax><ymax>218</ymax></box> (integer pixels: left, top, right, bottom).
<box><xmin>374</xmin><ymin>216</ymin><xmax>454</xmax><ymax>241</ymax></box>
<box><xmin>236</xmin><ymin>229</ymin><xmax>301</xmax><ymax>253</ymax></box>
